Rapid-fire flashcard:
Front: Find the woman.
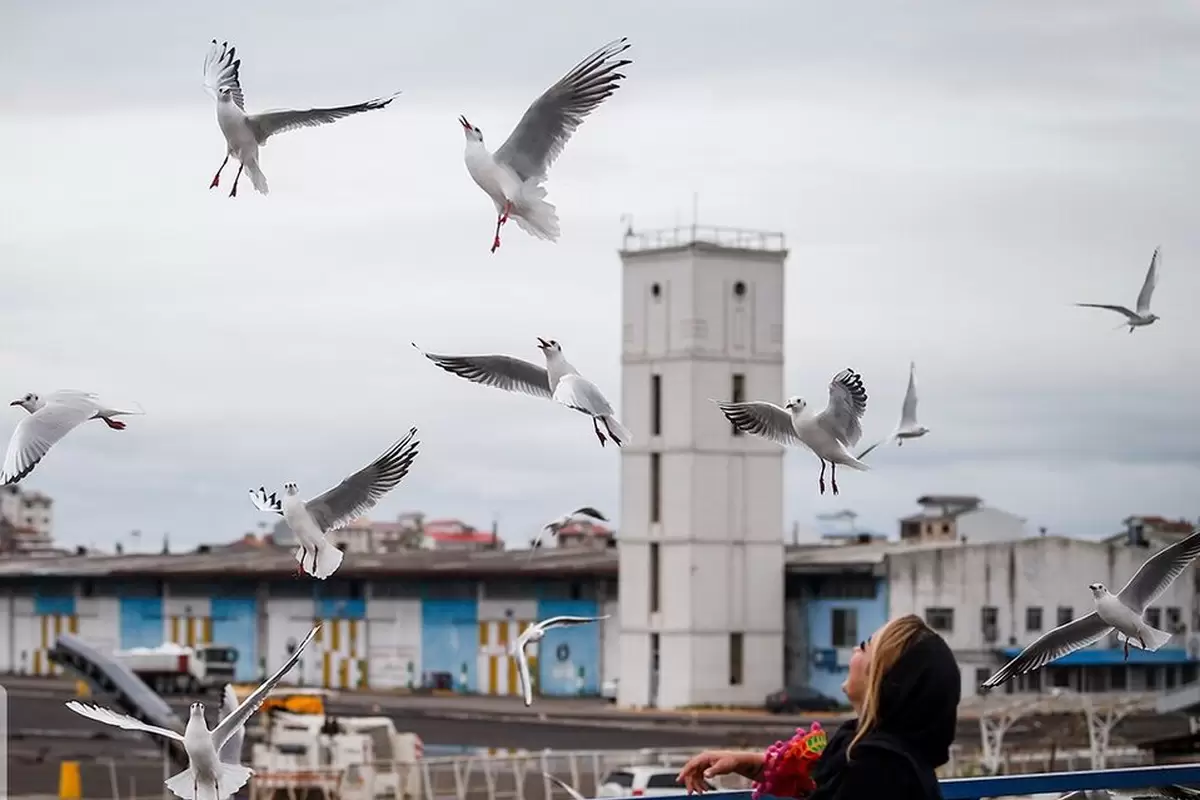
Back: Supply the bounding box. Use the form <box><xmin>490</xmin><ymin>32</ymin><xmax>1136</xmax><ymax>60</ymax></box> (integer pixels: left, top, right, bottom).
<box><xmin>677</xmin><ymin>614</ymin><xmax>960</xmax><ymax>800</ymax></box>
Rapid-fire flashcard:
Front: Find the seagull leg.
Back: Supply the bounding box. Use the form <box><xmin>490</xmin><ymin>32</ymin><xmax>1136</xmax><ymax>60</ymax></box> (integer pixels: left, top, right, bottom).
<box><xmin>818</xmin><ymin>460</ymin><xmax>827</xmax><ymax>495</ymax></box>
<box><xmin>500</xmin><ymin>200</ymin><xmax>512</xmax><ymax>225</ymax></box>
<box><xmin>229</xmin><ymin>162</ymin><xmax>244</xmax><ymax>198</ymax></box>
<box><xmin>1123</xmin><ymin>638</ymin><xmax>1130</xmax><ymax>661</ymax></box>
<box><xmin>592</xmin><ymin>418</ymin><xmax>607</xmax><ymax>447</ymax></box>
<box><xmin>831</xmin><ymin>463</ymin><xmax>840</xmax><ymax>496</ymax></box>
<box><xmin>101</xmin><ymin>417</ymin><xmax>126</xmax><ymax>430</ymax></box>
<box><xmin>210</xmin><ymin>154</ymin><xmax>229</xmax><ymax>189</ymax></box>
<box><xmin>490</xmin><ymin>201</ymin><xmax>514</xmax><ymax>253</ymax></box>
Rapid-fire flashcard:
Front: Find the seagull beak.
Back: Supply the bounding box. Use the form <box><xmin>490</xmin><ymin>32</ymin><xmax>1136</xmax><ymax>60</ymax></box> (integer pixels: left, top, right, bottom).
<box><xmin>458</xmin><ymin>115</ymin><xmax>471</xmax><ymax>130</ymax></box>
<box><xmin>536</xmin><ymin>337</ymin><xmax>550</xmax><ymax>349</ymax></box>
<box><xmin>9</xmin><ymin>400</ymin><xmax>20</xmax><ymax>406</ymax></box>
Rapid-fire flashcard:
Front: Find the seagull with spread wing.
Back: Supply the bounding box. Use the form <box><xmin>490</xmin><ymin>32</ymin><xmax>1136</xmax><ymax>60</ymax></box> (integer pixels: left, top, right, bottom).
<box><xmin>1075</xmin><ymin>246</ymin><xmax>1161</xmax><ymax>332</ymax></box>
<box><xmin>530</xmin><ymin>507</ymin><xmax>607</xmax><ymax>554</ymax></box>
<box><xmin>217</xmin><ymin>685</ymin><xmax>244</xmax><ymax>766</ymax></box>
<box><xmin>66</xmin><ymin>625</ymin><xmax>318</xmax><ymax>800</ymax></box>
<box><xmin>714</xmin><ymin>369</ymin><xmax>869</xmax><ymax>496</ymax></box>
<box><xmin>203</xmin><ymin>40</ymin><xmax>399</xmax><ymax>197</ymax></box>
<box><xmin>981</xmin><ymin>528</ymin><xmax>1200</xmax><ymax>689</ymax></box>
<box><xmin>858</xmin><ymin>361</ymin><xmax>929</xmax><ymax>459</ymax></box>
<box><xmin>249</xmin><ymin>429</ymin><xmax>419</xmax><ymax>579</ymax></box>
<box><xmin>2</xmin><ymin>390</ymin><xmax>143</xmax><ymax>485</ymax></box>
<box><xmin>458</xmin><ymin>38</ymin><xmax>632</xmax><ymax>253</ymax></box>
<box><xmin>413</xmin><ymin>339</ymin><xmax>631</xmax><ymax>447</ymax></box>
<box><xmin>512</xmin><ymin>615</ymin><xmax>610</xmax><ymax>706</ymax></box>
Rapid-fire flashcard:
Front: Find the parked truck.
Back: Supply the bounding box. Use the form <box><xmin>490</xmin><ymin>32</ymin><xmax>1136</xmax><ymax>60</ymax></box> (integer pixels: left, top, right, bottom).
<box><xmin>113</xmin><ymin>642</ymin><xmax>238</xmax><ymax>695</ymax></box>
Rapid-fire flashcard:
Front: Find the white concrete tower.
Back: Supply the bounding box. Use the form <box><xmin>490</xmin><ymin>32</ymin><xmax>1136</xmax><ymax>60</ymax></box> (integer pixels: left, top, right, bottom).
<box><xmin>616</xmin><ymin>225</ymin><xmax>787</xmax><ymax>709</ymax></box>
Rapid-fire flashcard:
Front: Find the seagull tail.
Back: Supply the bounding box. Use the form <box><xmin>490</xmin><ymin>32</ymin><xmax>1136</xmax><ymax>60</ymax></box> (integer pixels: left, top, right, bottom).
<box><xmin>244</xmin><ymin>159</ymin><xmax>269</xmax><ymax>195</ymax></box>
<box><xmin>164</xmin><ymin>763</ymin><xmax>253</xmax><ymax>800</ymax></box>
<box><xmin>512</xmin><ymin>181</ymin><xmax>560</xmax><ymax>242</ymax></box>
<box><xmin>311</xmin><ymin>540</ymin><xmax>344</xmax><ymax>580</ymax></box>
<box><xmin>837</xmin><ymin>452</ymin><xmax>870</xmax><ymax>471</ymax></box>
<box><xmin>1121</xmin><ymin>625</ymin><xmax>1174</xmax><ymax>652</ymax></box>
<box><xmin>600</xmin><ymin>415</ymin><xmax>632</xmax><ymax>447</ymax></box>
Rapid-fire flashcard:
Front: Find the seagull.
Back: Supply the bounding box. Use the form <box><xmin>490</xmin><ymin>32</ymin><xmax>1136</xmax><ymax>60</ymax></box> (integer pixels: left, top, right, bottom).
<box><xmin>511</xmin><ymin>615</ymin><xmax>610</xmax><ymax>706</ymax></box>
<box><xmin>529</xmin><ymin>507</ymin><xmax>607</xmax><ymax>555</ymax></box>
<box><xmin>458</xmin><ymin>38</ymin><xmax>632</xmax><ymax>253</ymax></box>
<box><xmin>1075</xmin><ymin>246</ymin><xmax>1161</xmax><ymax>332</ymax></box>
<box><xmin>217</xmin><ymin>685</ymin><xmax>243</xmax><ymax>765</ymax></box>
<box><xmin>249</xmin><ymin>428</ymin><xmax>420</xmax><ymax>580</ymax></box>
<box><xmin>2</xmin><ymin>390</ymin><xmax>144</xmax><ymax>485</ymax></box>
<box><xmin>858</xmin><ymin>361</ymin><xmax>929</xmax><ymax>459</ymax></box>
<box><xmin>544</xmin><ymin>772</ymin><xmax>588</xmax><ymax>800</ymax></box>
<box><xmin>981</xmin><ymin>527</ymin><xmax>1200</xmax><ymax>688</ymax></box>
<box><xmin>202</xmin><ymin>40</ymin><xmax>400</xmax><ymax>197</ymax></box>
<box><xmin>66</xmin><ymin>625</ymin><xmax>318</xmax><ymax>800</ymax></box>
<box><xmin>413</xmin><ymin>339</ymin><xmax>631</xmax><ymax>447</ymax></box>
<box><xmin>714</xmin><ymin>369</ymin><xmax>869</xmax><ymax>495</ymax></box>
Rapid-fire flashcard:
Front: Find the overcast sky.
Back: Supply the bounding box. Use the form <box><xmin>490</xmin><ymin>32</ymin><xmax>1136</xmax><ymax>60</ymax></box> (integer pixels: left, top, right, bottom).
<box><xmin>2</xmin><ymin>1</ymin><xmax>1198</xmax><ymax>552</ymax></box>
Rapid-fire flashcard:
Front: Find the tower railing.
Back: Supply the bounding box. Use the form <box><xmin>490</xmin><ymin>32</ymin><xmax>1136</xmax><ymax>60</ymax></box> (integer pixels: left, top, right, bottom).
<box><xmin>620</xmin><ymin>225</ymin><xmax>786</xmax><ymax>253</ymax></box>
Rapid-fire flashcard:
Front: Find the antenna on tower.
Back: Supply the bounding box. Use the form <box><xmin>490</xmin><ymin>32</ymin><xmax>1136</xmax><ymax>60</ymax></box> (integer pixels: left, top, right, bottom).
<box><xmin>691</xmin><ymin>192</ymin><xmax>699</xmax><ymax>239</ymax></box>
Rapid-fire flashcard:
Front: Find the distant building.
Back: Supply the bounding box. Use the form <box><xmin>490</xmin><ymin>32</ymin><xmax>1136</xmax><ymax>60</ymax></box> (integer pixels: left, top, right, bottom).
<box><xmin>898</xmin><ymin>494</ymin><xmax>1025</xmax><ymax>544</ymax></box>
<box><xmin>814</xmin><ymin>510</ymin><xmax>888</xmax><ymax>545</ymax></box>
<box><xmin>262</xmin><ymin>511</ymin><xmax>426</xmax><ymax>554</ymax></box>
<box><xmin>1104</xmin><ymin>515</ymin><xmax>1197</xmax><ymax>549</ymax></box>
<box><xmin>0</xmin><ymin>486</ymin><xmax>55</xmax><ymax>554</ymax></box>
<box><xmin>422</xmin><ymin>518</ymin><xmax>500</xmax><ymax>551</ymax></box>
<box><xmin>555</xmin><ymin>520</ymin><xmax>615</xmax><ymax>550</ymax></box>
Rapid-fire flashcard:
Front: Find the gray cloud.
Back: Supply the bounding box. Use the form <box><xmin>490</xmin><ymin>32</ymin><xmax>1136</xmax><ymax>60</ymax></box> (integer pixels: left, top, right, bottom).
<box><xmin>1</xmin><ymin>0</ymin><xmax>1198</xmax><ymax>551</ymax></box>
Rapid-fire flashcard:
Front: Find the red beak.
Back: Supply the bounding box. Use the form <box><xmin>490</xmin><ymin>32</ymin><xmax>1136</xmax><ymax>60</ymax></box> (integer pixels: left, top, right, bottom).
<box><xmin>458</xmin><ymin>115</ymin><xmax>472</xmax><ymax>130</ymax></box>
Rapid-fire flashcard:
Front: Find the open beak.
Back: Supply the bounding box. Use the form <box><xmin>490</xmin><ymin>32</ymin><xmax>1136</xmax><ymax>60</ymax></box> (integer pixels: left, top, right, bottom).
<box><xmin>458</xmin><ymin>115</ymin><xmax>472</xmax><ymax>131</ymax></box>
<box><xmin>9</xmin><ymin>400</ymin><xmax>20</xmax><ymax>407</ymax></box>
<box><xmin>536</xmin><ymin>337</ymin><xmax>550</xmax><ymax>349</ymax></box>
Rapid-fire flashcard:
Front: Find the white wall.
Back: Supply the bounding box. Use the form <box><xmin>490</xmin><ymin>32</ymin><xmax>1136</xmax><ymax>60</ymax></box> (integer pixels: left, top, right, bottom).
<box><xmin>365</xmin><ymin>597</ymin><xmax>422</xmax><ymax>689</ymax></box>
<box><xmin>265</xmin><ymin>596</ymin><xmax>316</xmax><ymax>685</ymax></box>
<box><xmin>957</xmin><ymin>508</ymin><xmax>1026</xmax><ymax>544</ymax></box>
<box><xmin>600</xmin><ymin>598</ymin><xmax>619</xmax><ymax>684</ymax></box>
<box><xmin>77</xmin><ymin>597</ymin><xmax>120</xmax><ymax>654</ymax></box>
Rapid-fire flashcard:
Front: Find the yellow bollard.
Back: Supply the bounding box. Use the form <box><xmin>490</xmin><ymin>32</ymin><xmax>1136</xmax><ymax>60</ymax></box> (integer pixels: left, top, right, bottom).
<box><xmin>75</xmin><ymin>680</ymin><xmax>90</xmax><ymax>698</ymax></box>
<box><xmin>59</xmin><ymin>760</ymin><xmax>82</xmax><ymax>800</ymax></box>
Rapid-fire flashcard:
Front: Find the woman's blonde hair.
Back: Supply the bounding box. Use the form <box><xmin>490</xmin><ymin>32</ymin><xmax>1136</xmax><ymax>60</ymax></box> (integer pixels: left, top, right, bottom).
<box><xmin>847</xmin><ymin>614</ymin><xmax>933</xmax><ymax>759</ymax></box>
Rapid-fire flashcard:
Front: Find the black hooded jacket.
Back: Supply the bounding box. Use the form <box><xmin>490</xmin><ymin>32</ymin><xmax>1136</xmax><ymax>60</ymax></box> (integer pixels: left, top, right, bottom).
<box><xmin>805</xmin><ymin>630</ymin><xmax>961</xmax><ymax>800</ymax></box>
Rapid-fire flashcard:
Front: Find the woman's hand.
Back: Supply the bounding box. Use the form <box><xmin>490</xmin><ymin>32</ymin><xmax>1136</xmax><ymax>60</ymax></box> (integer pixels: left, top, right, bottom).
<box><xmin>676</xmin><ymin>750</ymin><xmax>766</xmax><ymax>794</ymax></box>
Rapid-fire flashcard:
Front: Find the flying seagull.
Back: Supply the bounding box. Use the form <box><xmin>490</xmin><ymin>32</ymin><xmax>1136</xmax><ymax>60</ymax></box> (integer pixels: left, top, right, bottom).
<box><xmin>413</xmin><ymin>339</ymin><xmax>631</xmax><ymax>447</ymax></box>
<box><xmin>858</xmin><ymin>361</ymin><xmax>930</xmax><ymax>459</ymax></box>
<box><xmin>529</xmin><ymin>507</ymin><xmax>607</xmax><ymax>555</ymax></box>
<box><xmin>66</xmin><ymin>625</ymin><xmax>318</xmax><ymax>800</ymax></box>
<box><xmin>714</xmin><ymin>369</ymin><xmax>869</xmax><ymax>495</ymax></box>
<box><xmin>458</xmin><ymin>38</ymin><xmax>632</xmax><ymax>253</ymax></box>
<box><xmin>249</xmin><ymin>429</ymin><xmax>420</xmax><ymax>579</ymax></box>
<box><xmin>202</xmin><ymin>40</ymin><xmax>400</xmax><ymax>197</ymax></box>
<box><xmin>544</xmin><ymin>772</ymin><xmax>588</xmax><ymax>800</ymax></box>
<box><xmin>981</xmin><ymin>527</ymin><xmax>1200</xmax><ymax>688</ymax></box>
<box><xmin>512</xmin><ymin>615</ymin><xmax>610</xmax><ymax>706</ymax></box>
<box><xmin>1075</xmin><ymin>247</ymin><xmax>1161</xmax><ymax>332</ymax></box>
<box><xmin>2</xmin><ymin>390</ymin><xmax>144</xmax><ymax>485</ymax></box>
<box><xmin>217</xmin><ymin>685</ymin><xmax>243</xmax><ymax>765</ymax></box>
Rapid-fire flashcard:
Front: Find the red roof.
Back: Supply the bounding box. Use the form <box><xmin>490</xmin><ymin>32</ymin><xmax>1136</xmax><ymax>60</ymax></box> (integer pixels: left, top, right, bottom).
<box><xmin>427</xmin><ymin>530</ymin><xmax>495</xmax><ymax>543</ymax></box>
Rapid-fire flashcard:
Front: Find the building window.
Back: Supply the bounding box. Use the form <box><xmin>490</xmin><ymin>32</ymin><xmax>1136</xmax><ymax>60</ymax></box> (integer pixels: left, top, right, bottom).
<box><xmin>981</xmin><ymin>606</ymin><xmax>998</xmax><ymax>643</ymax></box>
<box><xmin>831</xmin><ymin>608</ymin><xmax>858</xmax><ymax>648</ymax></box>
<box><xmin>1147</xmin><ymin>607</ymin><xmax>1162</xmax><ymax>628</ymax></box>
<box><xmin>1057</xmin><ymin>606</ymin><xmax>1074</xmax><ymax>627</ymax></box>
<box><xmin>1167</xmin><ymin>606</ymin><xmax>1183</xmax><ymax>631</ymax></box>
<box><xmin>1026</xmin><ymin>607</ymin><xmax>1042</xmax><ymax>632</ymax></box>
<box><xmin>925</xmin><ymin>607</ymin><xmax>954</xmax><ymax>633</ymax></box>
<box><xmin>649</xmin><ymin>453</ymin><xmax>661</xmax><ymax>523</ymax></box>
<box><xmin>651</xmin><ymin>374</ymin><xmax>662</xmax><ymax>436</ymax></box>
<box><xmin>649</xmin><ymin>542</ymin><xmax>660</xmax><ymax>613</ymax></box>
<box><xmin>975</xmin><ymin>667</ymin><xmax>991</xmax><ymax>687</ymax></box>
<box><xmin>729</xmin><ymin>632</ymin><xmax>744</xmax><ymax>685</ymax></box>
<box><xmin>730</xmin><ymin>374</ymin><xmax>745</xmax><ymax>436</ymax></box>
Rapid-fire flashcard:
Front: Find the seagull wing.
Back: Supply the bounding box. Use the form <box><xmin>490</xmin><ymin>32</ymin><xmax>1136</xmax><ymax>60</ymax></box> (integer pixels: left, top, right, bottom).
<box><xmin>304</xmin><ymin>429</ymin><xmax>420</xmax><ymax>532</ymax></box>
<box><xmin>544</xmin><ymin>773</ymin><xmax>588</xmax><ymax>800</ymax></box>
<box><xmin>1075</xmin><ymin>303</ymin><xmax>1138</xmax><ymax>321</ymax></box>
<box><xmin>712</xmin><ymin>400</ymin><xmax>801</xmax><ymax>446</ymax></box>
<box><xmin>514</xmin><ymin>643</ymin><xmax>533</xmax><ymax>706</ymax></box>
<box><xmin>249</xmin><ymin>487</ymin><xmax>284</xmax><ymax>516</ymax></box>
<box><xmin>980</xmin><ymin>612</ymin><xmax>1111</xmax><ymax>688</ymax></box>
<box><xmin>540</xmin><ymin>615</ymin><xmax>610</xmax><ymax>629</ymax></box>
<box><xmin>899</xmin><ymin>361</ymin><xmax>919</xmax><ymax>428</ymax></box>
<box><xmin>203</xmin><ymin>39</ymin><xmax>245</xmax><ymax>110</ymax></box>
<box><xmin>856</xmin><ymin>436</ymin><xmax>893</xmax><ymax>460</ymax></box>
<box><xmin>414</xmin><ymin>344</ymin><xmax>552</xmax><ymax>399</ymax></box>
<box><xmin>65</xmin><ymin>701</ymin><xmax>184</xmax><ymax>741</ymax></box>
<box><xmin>2</xmin><ymin>396</ymin><xmax>100</xmax><ymax>485</ymax></box>
<box><xmin>247</xmin><ymin>94</ymin><xmax>399</xmax><ymax>144</ymax></box>
<box><xmin>1135</xmin><ymin>246</ymin><xmax>1160</xmax><ymax>315</ymax></box>
<box><xmin>570</xmin><ymin>507</ymin><xmax>607</xmax><ymax>521</ymax></box>
<box><xmin>1116</xmin><ymin>527</ymin><xmax>1200</xmax><ymax>612</ymax></box>
<box><xmin>493</xmin><ymin>38</ymin><xmax>632</xmax><ymax>183</ymax></box>
<box><xmin>218</xmin><ymin>684</ymin><xmax>245</xmax><ymax>763</ymax></box>
<box><xmin>211</xmin><ymin>625</ymin><xmax>318</xmax><ymax>751</ymax></box>
<box><xmin>815</xmin><ymin>369</ymin><xmax>869</xmax><ymax>447</ymax></box>
<box><xmin>553</xmin><ymin>375</ymin><xmax>614</xmax><ymax>416</ymax></box>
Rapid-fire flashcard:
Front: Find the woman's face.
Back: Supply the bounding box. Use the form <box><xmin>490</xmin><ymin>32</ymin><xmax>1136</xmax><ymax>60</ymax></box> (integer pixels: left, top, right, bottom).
<box><xmin>842</xmin><ymin>636</ymin><xmax>872</xmax><ymax>706</ymax></box>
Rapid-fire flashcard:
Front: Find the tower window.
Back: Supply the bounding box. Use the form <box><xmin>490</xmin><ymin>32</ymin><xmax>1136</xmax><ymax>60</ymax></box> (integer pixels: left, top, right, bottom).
<box><xmin>733</xmin><ymin>280</ymin><xmax>747</xmax><ymax>298</ymax></box>
<box><xmin>650</xmin><ymin>453</ymin><xmax>661</xmax><ymax>523</ymax></box>
<box><xmin>651</xmin><ymin>374</ymin><xmax>662</xmax><ymax>436</ymax></box>
<box><xmin>649</xmin><ymin>542</ymin><xmax>660</xmax><ymax>613</ymax></box>
<box><xmin>731</xmin><ymin>374</ymin><xmax>745</xmax><ymax>436</ymax></box>
<box><xmin>650</xmin><ymin>282</ymin><xmax>662</xmax><ymax>299</ymax></box>
<box><xmin>730</xmin><ymin>632</ymin><xmax>744</xmax><ymax>685</ymax></box>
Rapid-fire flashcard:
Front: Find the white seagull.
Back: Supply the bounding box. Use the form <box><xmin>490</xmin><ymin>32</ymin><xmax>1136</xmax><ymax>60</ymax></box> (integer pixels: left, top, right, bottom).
<box><xmin>858</xmin><ymin>361</ymin><xmax>930</xmax><ymax>459</ymax></box>
<box><xmin>529</xmin><ymin>507</ymin><xmax>607</xmax><ymax>554</ymax></box>
<box><xmin>511</xmin><ymin>615</ymin><xmax>610</xmax><ymax>706</ymax></box>
<box><xmin>217</xmin><ymin>684</ymin><xmax>244</xmax><ymax>765</ymax></box>
<box><xmin>66</xmin><ymin>625</ymin><xmax>318</xmax><ymax>800</ymax></box>
<box><xmin>413</xmin><ymin>339</ymin><xmax>631</xmax><ymax>447</ymax></box>
<box><xmin>714</xmin><ymin>369</ymin><xmax>869</xmax><ymax>496</ymax></box>
<box><xmin>1075</xmin><ymin>246</ymin><xmax>1161</xmax><ymax>332</ymax></box>
<box><xmin>458</xmin><ymin>38</ymin><xmax>632</xmax><ymax>253</ymax></box>
<box><xmin>2</xmin><ymin>390</ymin><xmax>143</xmax><ymax>485</ymax></box>
<box><xmin>203</xmin><ymin>40</ymin><xmax>400</xmax><ymax>197</ymax></box>
<box><xmin>981</xmin><ymin>527</ymin><xmax>1200</xmax><ymax>688</ymax></box>
<box><xmin>249</xmin><ymin>428</ymin><xmax>420</xmax><ymax>579</ymax></box>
